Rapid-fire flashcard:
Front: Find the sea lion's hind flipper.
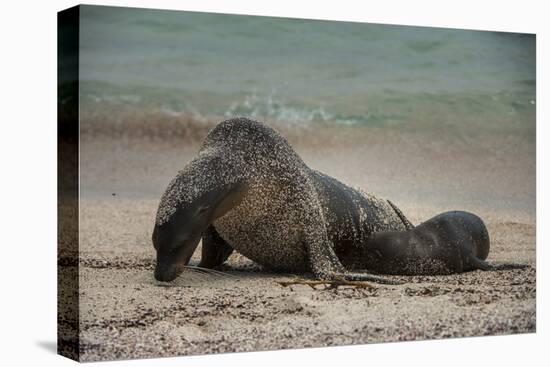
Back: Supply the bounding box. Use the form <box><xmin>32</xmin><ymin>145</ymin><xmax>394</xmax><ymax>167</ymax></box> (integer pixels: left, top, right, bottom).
<box><xmin>303</xmin><ymin>228</ymin><xmax>401</xmax><ymax>285</ymax></box>
<box><xmin>303</xmin><ymin>190</ymin><xmax>402</xmax><ymax>286</ymax></box>
<box><xmin>469</xmin><ymin>256</ymin><xmax>529</xmax><ymax>271</ymax></box>
<box><xmin>198</xmin><ymin>225</ymin><xmax>234</xmax><ymax>269</ymax></box>
<box><xmin>387</xmin><ymin>200</ymin><xmax>414</xmax><ymax>230</ymax></box>
<box><xmin>485</xmin><ymin>262</ymin><xmax>529</xmax><ymax>270</ymax></box>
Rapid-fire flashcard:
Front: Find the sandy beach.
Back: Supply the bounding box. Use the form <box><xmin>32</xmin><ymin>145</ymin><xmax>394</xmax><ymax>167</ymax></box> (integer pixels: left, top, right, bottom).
<box><xmin>62</xmin><ymin>118</ymin><xmax>536</xmax><ymax>362</ymax></box>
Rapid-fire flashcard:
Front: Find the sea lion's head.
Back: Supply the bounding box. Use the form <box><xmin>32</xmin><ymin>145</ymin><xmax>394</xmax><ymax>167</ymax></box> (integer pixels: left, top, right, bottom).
<box><xmin>152</xmin><ymin>152</ymin><xmax>247</xmax><ymax>282</ymax></box>
<box><xmin>152</xmin><ymin>192</ymin><xmax>212</xmax><ymax>281</ymax></box>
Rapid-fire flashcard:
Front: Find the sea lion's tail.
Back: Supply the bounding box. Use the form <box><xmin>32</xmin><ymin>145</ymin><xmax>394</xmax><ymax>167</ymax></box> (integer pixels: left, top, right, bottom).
<box><xmin>387</xmin><ymin>200</ymin><xmax>415</xmax><ymax>230</ymax></box>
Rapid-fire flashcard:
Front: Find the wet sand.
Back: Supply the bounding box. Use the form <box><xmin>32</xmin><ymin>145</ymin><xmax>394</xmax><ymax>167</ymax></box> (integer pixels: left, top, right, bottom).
<box><xmin>69</xmin><ymin>121</ymin><xmax>535</xmax><ymax>361</ymax></box>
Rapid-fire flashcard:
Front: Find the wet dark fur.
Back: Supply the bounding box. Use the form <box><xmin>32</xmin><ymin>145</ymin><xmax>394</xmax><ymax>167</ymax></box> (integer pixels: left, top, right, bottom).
<box><xmin>362</xmin><ymin>211</ymin><xmax>527</xmax><ymax>275</ymax></box>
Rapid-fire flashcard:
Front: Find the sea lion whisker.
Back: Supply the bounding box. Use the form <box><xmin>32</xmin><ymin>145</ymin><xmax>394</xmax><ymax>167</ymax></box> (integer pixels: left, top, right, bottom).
<box><xmin>181</xmin><ymin>265</ymin><xmax>228</xmax><ymax>279</ymax></box>
<box><xmin>187</xmin><ymin>265</ymin><xmax>237</xmax><ymax>278</ymax></box>
<box><xmin>176</xmin><ymin>269</ymin><xmax>210</xmax><ymax>281</ymax></box>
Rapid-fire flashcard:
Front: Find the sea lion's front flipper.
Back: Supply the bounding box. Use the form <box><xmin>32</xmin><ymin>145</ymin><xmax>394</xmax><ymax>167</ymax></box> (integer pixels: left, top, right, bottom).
<box><xmin>386</xmin><ymin>200</ymin><xmax>415</xmax><ymax>230</ymax></box>
<box><xmin>198</xmin><ymin>225</ymin><xmax>234</xmax><ymax>269</ymax></box>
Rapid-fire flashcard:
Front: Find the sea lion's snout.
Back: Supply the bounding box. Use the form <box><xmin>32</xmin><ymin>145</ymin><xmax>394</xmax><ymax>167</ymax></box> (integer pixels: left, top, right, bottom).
<box><xmin>153</xmin><ymin>236</ymin><xmax>201</xmax><ymax>282</ymax></box>
<box><xmin>154</xmin><ymin>262</ymin><xmax>180</xmax><ymax>282</ymax></box>
<box><xmin>154</xmin><ymin>251</ymin><xmax>184</xmax><ymax>282</ymax></box>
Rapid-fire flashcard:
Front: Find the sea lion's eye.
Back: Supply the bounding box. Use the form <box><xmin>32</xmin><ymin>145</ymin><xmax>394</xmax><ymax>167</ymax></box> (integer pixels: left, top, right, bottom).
<box><xmin>152</xmin><ymin>228</ymin><xmax>159</xmax><ymax>250</ymax></box>
<box><xmin>198</xmin><ymin>205</ymin><xmax>211</xmax><ymax>214</ymax></box>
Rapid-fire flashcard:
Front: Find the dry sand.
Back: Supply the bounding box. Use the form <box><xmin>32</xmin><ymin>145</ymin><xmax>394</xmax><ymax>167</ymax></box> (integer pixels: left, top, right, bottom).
<box><xmin>66</xmin><ymin>122</ymin><xmax>535</xmax><ymax>361</ymax></box>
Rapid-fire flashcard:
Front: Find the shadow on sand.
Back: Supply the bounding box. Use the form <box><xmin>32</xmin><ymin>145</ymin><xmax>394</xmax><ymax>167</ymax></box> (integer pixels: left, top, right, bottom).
<box><xmin>36</xmin><ymin>340</ymin><xmax>57</xmax><ymax>354</ymax></box>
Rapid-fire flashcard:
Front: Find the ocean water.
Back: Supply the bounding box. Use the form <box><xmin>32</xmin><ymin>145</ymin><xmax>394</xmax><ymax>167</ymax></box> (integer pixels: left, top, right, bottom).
<box><xmin>73</xmin><ymin>5</ymin><xmax>535</xmax><ymax>127</ymax></box>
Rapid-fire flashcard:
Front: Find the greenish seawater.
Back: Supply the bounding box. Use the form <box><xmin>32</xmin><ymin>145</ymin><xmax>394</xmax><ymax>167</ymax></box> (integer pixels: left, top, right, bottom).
<box><xmin>65</xmin><ymin>5</ymin><xmax>535</xmax><ymax>128</ymax></box>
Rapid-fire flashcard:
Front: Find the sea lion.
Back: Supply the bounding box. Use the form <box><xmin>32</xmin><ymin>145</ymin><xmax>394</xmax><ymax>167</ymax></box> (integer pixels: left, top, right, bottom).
<box><xmin>152</xmin><ymin>117</ymin><xmax>409</xmax><ymax>284</ymax></box>
<box><xmin>151</xmin><ymin>117</ymin><xmax>520</xmax><ymax>284</ymax></box>
<box><xmin>360</xmin><ymin>210</ymin><xmax>526</xmax><ymax>275</ymax></box>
